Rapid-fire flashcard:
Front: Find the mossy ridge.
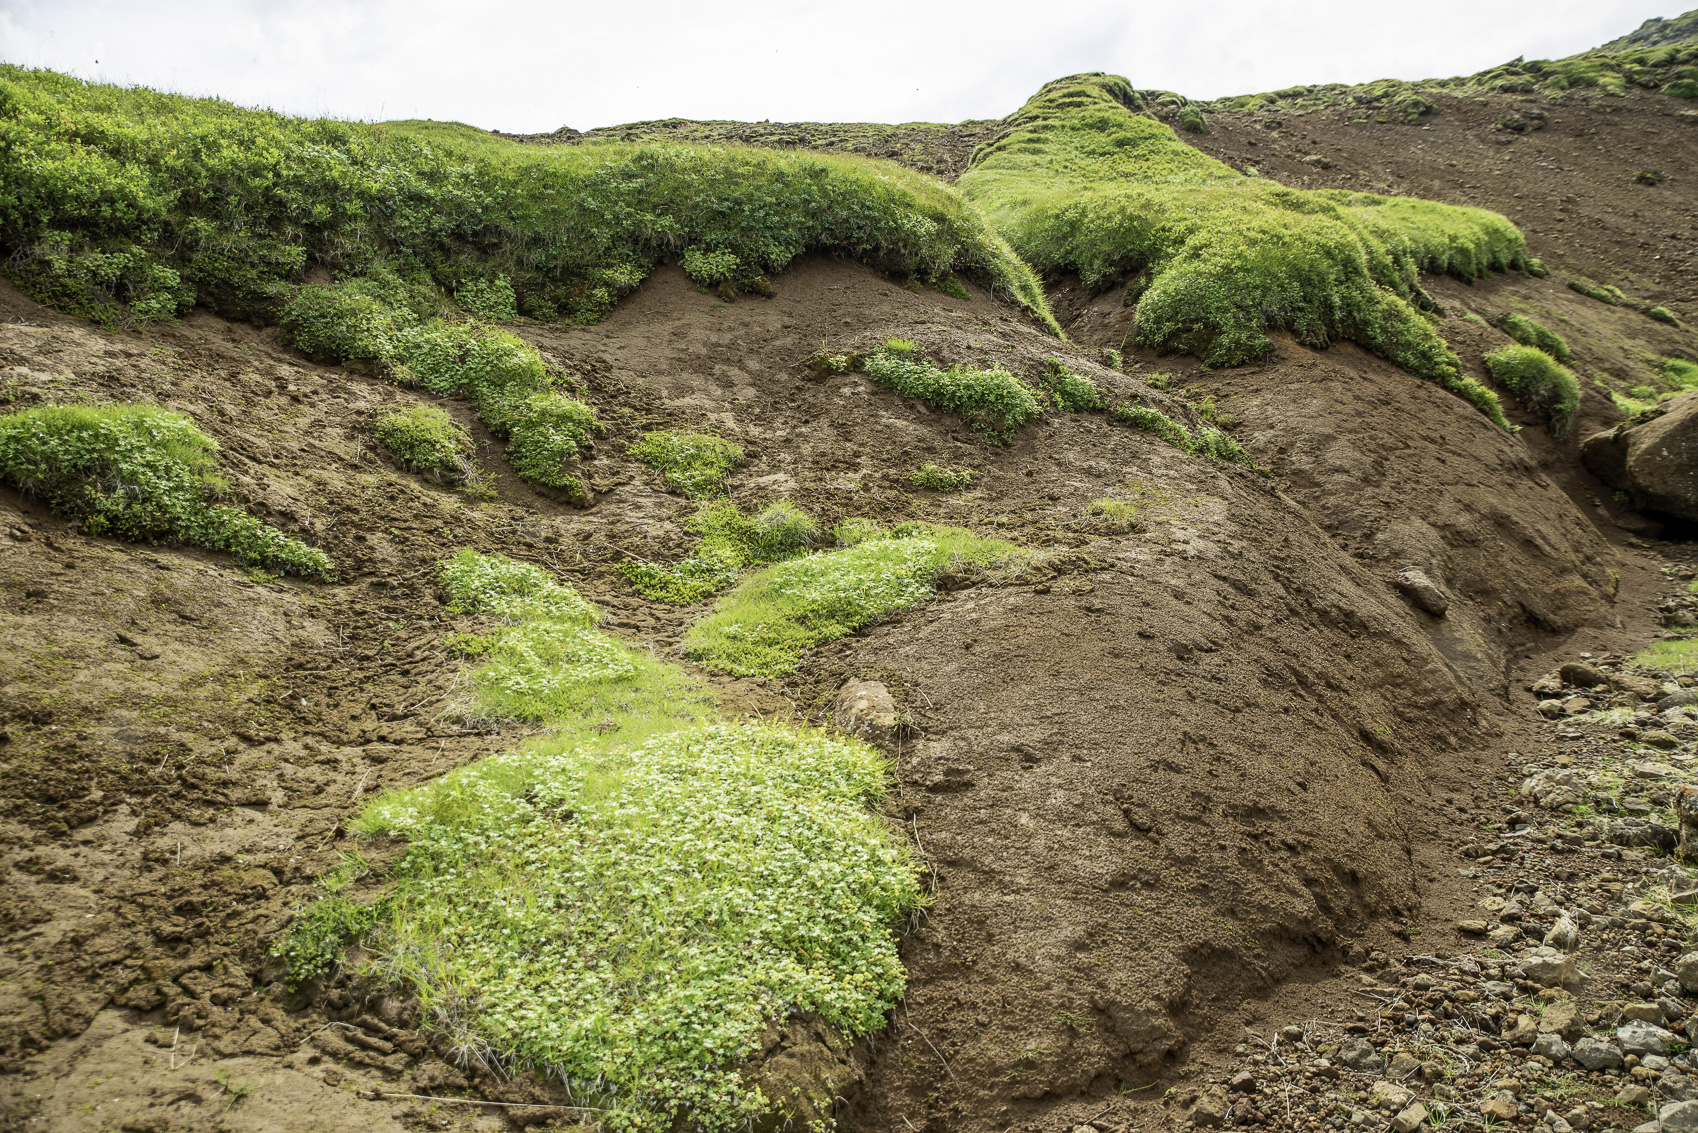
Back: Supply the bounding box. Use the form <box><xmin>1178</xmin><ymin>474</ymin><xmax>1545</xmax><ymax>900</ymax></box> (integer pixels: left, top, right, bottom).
<box><xmin>273</xmin><ymin>550</ymin><xmax>921</xmax><ymax>1130</ymax></box>
<box><xmin>0</xmin><ymin>403</ymin><xmax>333</xmax><ymax>577</ymax></box>
<box><xmin>959</xmin><ymin>74</ymin><xmax>1527</xmax><ymax>425</ymax></box>
<box><xmin>1483</xmin><ymin>345</ymin><xmax>1581</xmax><ymax>429</ymax></box>
<box><xmin>373</xmin><ymin>405</ymin><xmax>483</xmax><ymax>489</ymax></box>
<box><xmin>0</xmin><ymin>66</ymin><xmax>1057</xmax><ymax>333</ymax></box>
<box><xmin>621</xmin><ymin>499</ymin><xmax>819</xmax><ymax>604</ymax></box>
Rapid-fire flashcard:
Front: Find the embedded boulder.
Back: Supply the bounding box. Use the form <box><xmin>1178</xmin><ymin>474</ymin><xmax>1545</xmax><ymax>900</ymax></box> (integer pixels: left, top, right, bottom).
<box><xmin>1582</xmin><ymin>392</ymin><xmax>1698</xmax><ymax>520</ymax></box>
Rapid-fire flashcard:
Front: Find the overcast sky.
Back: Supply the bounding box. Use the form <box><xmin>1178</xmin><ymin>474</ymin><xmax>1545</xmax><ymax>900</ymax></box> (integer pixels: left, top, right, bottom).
<box><xmin>0</xmin><ymin>0</ymin><xmax>1681</xmax><ymax>133</ymax></box>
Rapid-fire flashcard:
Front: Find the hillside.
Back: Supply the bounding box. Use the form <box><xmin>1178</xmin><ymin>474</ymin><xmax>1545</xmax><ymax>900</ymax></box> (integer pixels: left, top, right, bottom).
<box><xmin>0</xmin><ymin>13</ymin><xmax>1696</xmax><ymax>1133</ymax></box>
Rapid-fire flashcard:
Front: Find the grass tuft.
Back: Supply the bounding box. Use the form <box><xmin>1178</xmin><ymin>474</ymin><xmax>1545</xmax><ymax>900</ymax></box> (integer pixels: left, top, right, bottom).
<box><xmin>684</xmin><ymin>524</ymin><xmax>1028</xmax><ymax>677</ymax></box>
<box><xmin>1111</xmin><ymin>403</ymin><xmax>1258</xmax><ymax>466</ymax></box>
<box><xmin>861</xmin><ymin>343</ymin><xmax>1041</xmax><ymax>443</ymax></box>
<box><xmin>0</xmin><ymin>403</ymin><xmax>333</xmax><ymax>576</ymax></box>
<box><xmin>1483</xmin><ymin>345</ymin><xmax>1580</xmax><ymax>429</ymax></box>
<box><xmin>1044</xmin><ymin>361</ymin><xmax>1107</xmax><ymax>411</ymax></box>
<box><xmin>909</xmin><ymin>463</ymin><xmax>976</xmax><ymax>492</ymax></box>
<box><xmin>627</xmin><ymin>431</ymin><xmax>743</xmax><ymax>498</ymax></box>
<box><xmin>1500</xmin><ymin>313</ymin><xmax>1571</xmax><ymax>361</ymax></box>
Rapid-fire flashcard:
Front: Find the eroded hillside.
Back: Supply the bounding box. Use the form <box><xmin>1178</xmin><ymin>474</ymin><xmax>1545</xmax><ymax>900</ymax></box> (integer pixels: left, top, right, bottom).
<box><xmin>0</xmin><ymin>17</ymin><xmax>1697</xmax><ymax>1133</ymax></box>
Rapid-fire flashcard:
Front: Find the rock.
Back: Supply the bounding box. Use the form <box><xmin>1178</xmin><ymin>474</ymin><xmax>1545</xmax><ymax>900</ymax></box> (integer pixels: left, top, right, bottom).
<box><xmin>1564</xmin><ymin>696</ymin><xmax>1595</xmax><ymax>715</ymax></box>
<box><xmin>1561</xmin><ymin>662</ymin><xmax>1609</xmax><ymax>688</ymax></box>
<box><xmin>1540</xmin><ymin>1000</ymin><xmax>1585</xmax><ymax>1041</ymax></box>
<box><xmin>834</xmin><ymin>679</ymin><xmax>900</xmax><ymax>744</ymax></box>
<box><xmin>1621</xmin><ymin>1084</ymin><xmax>1656</xmax><ymax>1106</ymax></box>
<box><xmin>1533</xmin><ymin>1033</ymin><xmax>1572</xmax><ymax>1060</ymax></box>
<box><xmin>1394</xmin><ymin>567</ymin><xmax>1449</xmax><ymax>616</ymax></box>
<box><xmin>1618</xmin><ymin>674</ymin><xmax>1667</xmax><ymax>700</ymax></box>
<box><xmin>1391</xmin><ymin>1102</ymin><xmax>1430</xmax><ymax>1133</ymax></box>
<box><xmin>1663</xmin><ymin>1100</ymin><xmax>1698</xmax><ymax>1133</ymax></box>
<box><xmin>1665</xmin><ymin>1071</ymin><xmax>1698</xmax><ymax>1102</ymax></box>
<box><xmin>1457</xmin><ymin>919</ymin><xmax>1490</xmax><ymax>935</ymax></box>
<box><xmin>1531</xmin><ymin>671</ymin><xmax>1565</xmax><ymax>695</ymax></box>
<box><xmin>1538</xmin><ymin>699</ymin><xmax>1567</xmax><ymax>719</ymax></box>
<box><xmin>1581</xmin><ymin>391</ymin><xmax>1698</xmax><ymax>522</ymax></box>
<box><xmin>1609</xmin><ymin>818</ymin><xmax>1680</xmax><ymax>852</ymax></box>
<box><xmin>1620</xmin><ymin>1023</ymin><xmax>1676</xmax><ymax>1056</ymax></box>
<box><xmin>1646</xmin><ymin>731</ymin><xmax>1683</xmax><ymax>750</ymax></box>
<box><xmin>1573</xmin><ymin>1037</ymin><xmax>1627</xmax><ymax>1070</ymax></box>
<box><xmin>1388</xmin><ymin>1051</ymin><xmax>1423</xmax><ymax>1078</ymax></box>
<box><xmin>1370</xmin><ymin>1081</ymin><xmax>1414</xmax><ymax>1111</ymax></box>
<box><xmin>1523</xmin><ymin>768</ymin><xmax>1588</xmax><ymax>810</ymax></box>
<box><xmin>1626</xmin><ymin>1003</ymin><xmax>1667</xmax><ymax>1024</ymax></box>
<box><xmin>1337</xmin><ymin>1036</ymin><xmax>1384</xmax><ymax>1072</ymax></box>
<box><xmin>1229</xmin><ymin>1070</ymin><xmax>1256</xmax><ymax>1093</ymax></box>
<box><xmin>1636</xmin><ymin>761</ymin><xmax>1681</xmax><ymax>780</ymax></box>
<box><xmin>1676</xmin><ymin>952</ymin><xmax>1698</xmax><ymax>994</ymax></box>
<box><xmin>1190</xmin><ymin>1086</ymin><xmax>1229</xmax><ymax>1128</ymax></box>
<box><xmin>1546</xmin><ymin>916</ymin><xmax>1580</xmax><ymax>951</ymax></box>
<box><xmin>1520</xmin><ymin>949</ymin><xmax>1576</xmax><ymax>988</ymax></box>
<box><xmin>1662</xmin><ymin>691</ymin><xmax>1698</xmax><ymax>711</ymax></box>
<box><xmin>1506</xmin><ymin>1013</ymin><xmax>1540</xmax><ymax>1045</ymax></box>
<box><xmin>1678</xmin><ymin>788</ymin><xmax>1698</xmax><ymax>864</ymax></box>
<box><xmin>1480</xmin><ymin>1094</ymin><xmax>1520</xmax><ymax>1122</ymax></box>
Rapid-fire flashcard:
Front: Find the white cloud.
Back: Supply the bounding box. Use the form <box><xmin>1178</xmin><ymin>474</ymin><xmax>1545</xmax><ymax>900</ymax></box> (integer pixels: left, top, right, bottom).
<box><xmin>0</xmin><ymin>0</ymin><xmax>1678</xmax><ymax>132</ymax></box>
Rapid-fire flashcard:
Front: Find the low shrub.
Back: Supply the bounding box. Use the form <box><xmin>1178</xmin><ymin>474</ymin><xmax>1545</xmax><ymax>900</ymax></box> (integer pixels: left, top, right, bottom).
<box><xmin>0</xmin><ymin>403</ymin><xmax>333</xmax><ymax>577</ymax></box>
<box><xmin>628</xmin><ymin>431</ymin><xmax>744</xmax><ymax>498</ymax></box>
<box><xmin>1483</xmin><ymin>345</ymin><xmax>1580</xmax><ymax>427</ymax></box>
<box><xmin>807</xmin><ymin>349</ymin><xmax>853</xmax><ymax>375</ymax></box>
<box><xmin>684</xmin><ymin>524</ymin><xmax>1028</xmax><ymax>676</ymax></box>
<box><xmin>1500</xmin><ymin>313</ymin><xmax>1571</xmax><ymax>361</ymax></box>
<box><xmin>270</xmin><ymin>895</ymin><xmax>386</xmax><ymax>990</ymax></box>
<box><xmin>1044</xmin><ymin>362</ymin><xmax>1107</xmax><ymax>411</ymax></box>
<box><xmin>503</xmin><ymin>392</ymin><xmax>598</xmax><ymax>499</ymax></box>
<box><xmin>935</xmin><ymin>276</ymin><xmax>971</xmax><ymax>300</ymax></box>
<box><xmin>374</xmin><ymin>405</ymin><xmax>480</xmax><ymax>486</ymax></box>
<box><xmin>455</xmin><ymin>275</ymin><xmax>518</xmax><ymax>322</ymax></box>
<box><xmin>681</xmin><ymin>247</ymin><xmax>741</xmax><ymax>286</ymax></box>
<box><xmin>281</xmin><ymin>279</ymin><xmax>422</xmax><ymax>361</ymax></box>
<box><xmin>861</xmin><ymin>345</ymin><xmax>1042</xmax><ymax>443</ymax></box>
<box><xmin>909</xmin><ymin>464</ymin><xmax>975</xmax><ymax>491</ymax></box>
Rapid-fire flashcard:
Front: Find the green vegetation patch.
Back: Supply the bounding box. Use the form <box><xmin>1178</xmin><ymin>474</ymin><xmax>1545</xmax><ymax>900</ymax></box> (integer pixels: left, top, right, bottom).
<box><xmin>1483</xmin><ymin>345</ymin><xmax>1581</xmax><ymax>428</ymax></box>
<box><xmin>0</xmin><ymin>66</ymin><xmax>1054</xmax><ymax>331</ymax></box>
<box><xmin>1501</xmin><ymin>313</ymin><xmax>1571</xmax><ymax>361</ymax></box>
<box><xmin>1569</xmin><ymin>279</ymin><xmax>1626</xmax><ymax>306</ymax></box>
<box><xmin>628</xmin><ymin>431</ymin><xmax>744</xmax><ymax>498</ymax></box>
<box><xmin>274</xmin><ymin>548</ymin><xmax>922</xmax><ymax>1128</ymax></box>
<box><xmin>374</xmin><ymin>405</ymin><xmax>482</xmax><ymax>486</ymax></box>
<box><xmin>354</xmin><ymin>721</ymin><xmax>919</xmax><ymax>1129</ymax></box>
<box><xmin>861</xmin><ymin>340</ymin><xmax>1042</xmax><ymax>442</ymax></box>
<box><xmin>621</xmin><ymin>500</ymin><xmax>819</xmax><ymax>604</ymax></box>
<box><xmin>684</xmin><ymin>523</ymin><xmax>1028</xmax><ymax>677</ymax></box>
<box><xmin>958</xmin><ymin>74</ymin><xmax>1529</xmax><ymax>424</ymax></box>
<box><xmin>1044</xmin><ymin>361</ymin><xmax>1107</xmax><ymax>411</ymax></box>
<box><xmin>1635</xmin><ymin>635</ymin><xmax>1698</xmax><ymax>676</ymax></box>
<box><xmin>1111</xmin><ymin>403</ymin><xmax>1257</xmax><ymax>466</ymax></box>
<box><xmin>909</xmin><ymin>463</ymin><xmax>976</xmax><ymax>491</ymax></box>
<box><xmin>0</xmin><ymin>403</ymin><xmax>333</xmax><ymax>576</ymax></box>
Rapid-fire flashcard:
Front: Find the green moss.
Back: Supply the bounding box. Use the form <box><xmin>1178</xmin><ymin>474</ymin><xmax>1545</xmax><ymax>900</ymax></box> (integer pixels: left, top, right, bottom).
<box><xmin>684</xmin><ymin>524</ymin><xmax>1028</xmax><ymax>677</ymax></box>
<box><xmin>958</xmin><ymin>75</ymin><xmax>1526</xmax><ymax>425</ymax></box>
<box><xmin>620</xmin><ymin>500</ymin><xmax>818</xmax><ymax>603</ymax></box>
<box><xmin>1483</xmin><ymin>345</ymin><xmax>1580</xmax><ymax>428</ymax></box>
<box><xmin>861</xmin><ymin>344</ymin><xmax>1042</xmax><ymax>442</ymax></box>
<box><xmin>1501</xmin><ymin>313</ymin><xmax>1571</xmax><ymax>361</ymax></box>
<box><xmin>909</xmin><ymin>464</ymin><xmax>976</xmax><ymax>491</ymax></box>
<box><xmin>0</xmin><ymin>66</ymin><xmax>1055</xmax><ymax>332</ymax></box>
<box><xmin>628</xmin><ymin>431</ymin><xmax>743</xmax><ymax>498</ymax></box>
<box><xmin>1648</xmin><ymin>306</ymin><xmax>1682</xmax><ymax>326</ymax></box>
<box><xmin>374</xmin><ymin>405</ymin><xmax>481</xmax><ymax>486</ymax></box>
<box><xmin>0</xmin><ymin>403</ymin><xmax>333</xmax><ymax>577</ymax></box>
<box><xmin>1665</xmin><ymin>358</ymin><xmax>1698</xmax><ymax>389</ymax></box>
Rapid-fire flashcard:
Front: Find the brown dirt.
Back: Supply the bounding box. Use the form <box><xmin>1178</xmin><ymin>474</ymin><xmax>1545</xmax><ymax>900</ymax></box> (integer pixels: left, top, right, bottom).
<box><xmin>1</xmin><ymin>86</ymin><xmax>1697</xmax><ymax>1133</ymax></box>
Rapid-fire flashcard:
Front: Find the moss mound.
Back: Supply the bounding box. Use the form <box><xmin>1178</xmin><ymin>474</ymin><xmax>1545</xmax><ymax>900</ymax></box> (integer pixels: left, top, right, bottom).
<box><xmin>374</xmin><ymin>405</ymin><xmax>481</xmax><ymax>486</ymax></box>
<box><xmin>1500</xmin><ymin>313</ymin><xmax>1572</xmax><ymax>362</ymax></box>
<box><xmin>957</xmin><ymin>74</ymin><xmax>1532</xmax><ymax>424</ymax></box>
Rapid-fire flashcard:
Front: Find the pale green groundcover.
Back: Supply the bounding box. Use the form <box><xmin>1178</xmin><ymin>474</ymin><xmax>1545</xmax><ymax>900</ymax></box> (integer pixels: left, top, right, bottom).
<box><xmin>329</xmin><ymin>549</ymin><xmax>923</xmax><ymax>1129</ymax></box>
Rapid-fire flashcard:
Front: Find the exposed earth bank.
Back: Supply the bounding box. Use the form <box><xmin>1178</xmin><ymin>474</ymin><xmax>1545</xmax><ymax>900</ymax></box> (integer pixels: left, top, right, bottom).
<box><xmin>3</xmin><ymin>55</ymin><xmax>1698</xmax><ymax>1133</ymax></box>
